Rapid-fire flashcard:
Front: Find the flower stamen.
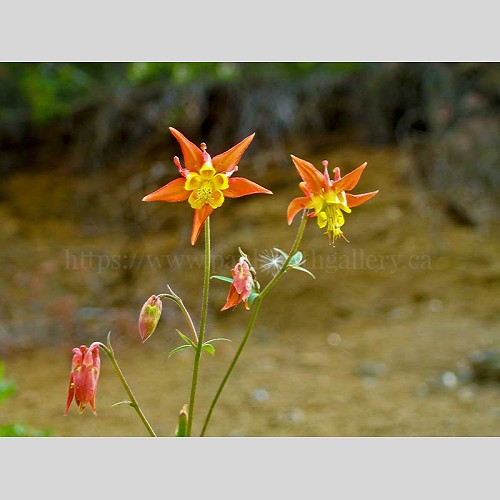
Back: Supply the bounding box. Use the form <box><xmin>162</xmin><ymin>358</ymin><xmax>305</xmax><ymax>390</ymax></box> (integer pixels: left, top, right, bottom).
<box><xmin>317</xmin><ymin>204</ymin><xmax>349</xmax><ymax>245</ymax></box>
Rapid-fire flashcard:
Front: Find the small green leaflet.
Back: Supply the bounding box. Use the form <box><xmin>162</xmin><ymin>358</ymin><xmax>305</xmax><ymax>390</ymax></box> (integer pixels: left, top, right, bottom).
<box><xmin>111</xmin><ymin>400</ymin><xmax>134</xmax><ymax>408</ymax></box>
<box><xmin>211</xmin><ymin>275</ymin><xmax>233</xmax><ymax>284</ymax></box>
<box><xmin>293</xmin><ymin>265</ymin><xmax>316</xmax><ymax>279</ymax></box>
<box><xmin>289</xmin><ymin>251</ymin><xmax>303</xmax><ymax>266</ymax></box>
<box><xmin>201</xmin><ymin>337</ymin><xmax>231</xmax><ymax>356</ymax></box>
<box><xmin>204</xmin><ymin>337</ymin><xmax>231</xmax><ymax>344</ymax></box>
<box><xmin>273</xmin><ymin>248</ymin><xmax>315</xmax><ymax>278</ymax></box>
<box><xmin>202</xmin><ymin>344</ymin><xmax>215</xmax><ymax>355</ymax></box>
<box><xmin>176</xmin><ymin>329</ymin><xmax>196</xmax><ymax>348</ymax></box>
<box><xmin>168</xmin><ymin>344</ymin><xmax>194</xmax><ymax>358</ymax></box>
<box><xmin>273</xmin><ymin>247</ymin><xmax>289</xmax><ymax>260</ymax></box>
<box><xmin>248</xmin><ymin>292</ymin><xmax>259</xmax><ymax>306</ymax></box>
<box><xmin>169</xmin><ymin>335</ymin><xmax>231</xmax><ymax>358</ymax></box>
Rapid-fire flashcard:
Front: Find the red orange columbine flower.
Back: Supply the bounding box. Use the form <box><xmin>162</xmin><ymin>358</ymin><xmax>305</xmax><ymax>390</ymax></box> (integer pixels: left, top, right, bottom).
<box><xmin>287</xmin><ymin>155</ymin><xmax>379</xmax><ymax>243</ymax></box>
<box><xmin>143</xmin><ymin>128</ymin><xmax>272</xmax><ymax>245</ymax></box>
<box><xmin>64</xmin><ymin>342</ymin><xmax>101</xmax><ymax>415</ymax></box>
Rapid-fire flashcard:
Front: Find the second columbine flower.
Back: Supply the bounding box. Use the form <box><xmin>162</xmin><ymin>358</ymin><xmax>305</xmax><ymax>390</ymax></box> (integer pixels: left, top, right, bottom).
<box><xmin>287</xmin><ymin>155</ymin><xmax>379</xmax><ymax>244</ymax></box>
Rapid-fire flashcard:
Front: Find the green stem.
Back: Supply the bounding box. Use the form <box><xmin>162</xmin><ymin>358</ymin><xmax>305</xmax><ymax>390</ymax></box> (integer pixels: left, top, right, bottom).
<box><xmin>187</xmin><ymin>216</ymin><xmax>211</xmax><ymax>436</ymax></box>
<box><xmin>99</xmin><ymin>338</ymin><xmax>156</xmax><ymax>437</ymax></box>
<box><xmin>158</xmin><ymin>290</ymin><xmax>198</xmax><ymax>343</ymax></box>
<box><xmin>200</xmin><ymin>209</ymin><xmax>308</xmax><ymax>436</ymax></box>
<box><xmin>200</xmin><ymin>297</ymin><xmax>262</xmax><ymax>437</ymax></box>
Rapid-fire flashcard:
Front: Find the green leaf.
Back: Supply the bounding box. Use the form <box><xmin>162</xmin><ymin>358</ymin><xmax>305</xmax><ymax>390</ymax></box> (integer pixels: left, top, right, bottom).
<box><xmin>168</xmin><ymin>344</ymin><xmax>194</xmax><ymax>358</ymax></box>
<box><xmin>210</xmin><ymin>275</ymin><xmax>233</xmax><ymax>284</ymax></box>
<box><xmin>293</xmin><ymin>266</ymin><xmax>316</xmax><ymax>279</ymax></box>
<box><xmin>248</xmin><ymin>292</ymin><xmax>259</xmax><ymax>307</ymax></box>
<box><xmin>176</xmin><ymin>329</ymin><xmax>196</xmax><ymax>348</ymax></box>
<box><xmin>273</xmin><ymin>248</ymin><xmax>289</xmax><ymax>260</ymax></box>
<box><xmin>111</xmin><ymin>400</ymin><xmax>134</xmax><ymax>408</ymax></box>
<box><xmin>289</xmin><ymin>251</ymin><xmax>303</xmax><ymax>266</ymax></box>
<box><xmin>202</xmin><ymin>344</ymin><xmax>215</xmax><ymax>355</ymax></box>
<box><xmin>204</xmin><ymin>337</ymin><xmax>231</xmax><ymax>344</ymax></box>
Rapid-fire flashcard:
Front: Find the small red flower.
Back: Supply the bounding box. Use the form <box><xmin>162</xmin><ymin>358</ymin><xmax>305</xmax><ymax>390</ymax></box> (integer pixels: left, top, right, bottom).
<box><xmin>64</xmin><ymin>342</ymin><xmax>101</xmax><ymax>416</ymax></box>
<box><xmin>287</xmin><ymin>155</ymin><xmax>378</xmax><ymax>243</ymax></box>
<box><xmin>143</xmin><ymin>128</ymin><xmax>272</xmax><ymax>245</ymax></box>
<box><xmin>221</xmin><ymin>258</ymin><xmax>255</xmax><ymax>311</ymax></box>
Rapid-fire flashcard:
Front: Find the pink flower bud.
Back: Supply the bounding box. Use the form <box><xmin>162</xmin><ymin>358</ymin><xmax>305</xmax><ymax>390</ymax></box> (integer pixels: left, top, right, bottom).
<box><xmin>138</xmin><ymin>295</ymin><xmax>163</xmax><ymax>342</ymax></box>
<box><xmin>221</xmin><ymin>258</ymin><xmax>255</xmax><ymax>311</ymax></box>
<box><xmin>64</xmin><ymin>342</ymin><xmax>100</xmax><ymax>416</ymax></box>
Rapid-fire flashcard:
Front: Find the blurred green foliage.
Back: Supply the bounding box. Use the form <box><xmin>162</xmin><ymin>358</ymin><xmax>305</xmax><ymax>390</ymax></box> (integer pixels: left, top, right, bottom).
<box><xmin>0</xmin><ymin>361</ymin><xmax>51</xmax><ymax>436</ymax></box>
<box><xmin>0</xmin><ymin>62</ymin><xmax>124</xmax><ymax>125</ymax></box>
<box><xmin>0</xmin><ymin>62</ymin><xmax>365</xmax><ymax>126</ymax></box>
<box><xmin>0</xmin><ymin>362</ymin><xmax>16</xmax><ymax>405</ymax></box>
<box><xmin>0</xmin><ymin>423</ymin><xmax>51</xmax><ymax>437</ymax></box>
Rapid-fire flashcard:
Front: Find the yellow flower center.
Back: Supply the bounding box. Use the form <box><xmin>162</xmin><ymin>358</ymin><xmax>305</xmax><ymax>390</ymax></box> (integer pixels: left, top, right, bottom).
<box><xmin>312</xmin><ymin>191</ymin><xmax>351</xmax><ymax>244</ymax></box>
<box><xmin>184</xmin><ymin>162</ymin><xmax>229</xmax><ymax>209</ymax></box>
<box><xmin>197</xmin><ymin>180</ymin><xmax>214</xmax><ymax>200</ymax></box>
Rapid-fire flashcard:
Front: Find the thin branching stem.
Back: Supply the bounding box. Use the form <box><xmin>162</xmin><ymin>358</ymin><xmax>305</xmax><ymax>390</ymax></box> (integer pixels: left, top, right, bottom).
<box><xmin>98</xmin><ymin>334</ymin><xmax>156</xmax><ymax>437</ymax></box>
<box><xmin>158</xmin><ymin>289</ymin><xmax>198</xmax><ymax>344</ymax></box>
<box><xmin>200</xmin><ymin>210</ymin><xmax>308</xmax><ymax>436</ymax></box>
<box><xmin>187</xmin><ymin>217</ymin><xmax>211</xmax><ymax>436</ymax></box>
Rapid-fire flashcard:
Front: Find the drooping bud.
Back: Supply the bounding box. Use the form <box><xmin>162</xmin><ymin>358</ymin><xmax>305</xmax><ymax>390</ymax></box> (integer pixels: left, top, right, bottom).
<box><xmin>138</xmin><ymin>295</ymin><xmax>163</xmax><ymax>343</ymax></box>
<box><xmin>221</xmin><ymin>257</ymin><xmax>255</xmax><ymax>311</ymax></box>
<box><xmin>64</xmin><ymin>342</ymin><xmax>101</xmax><ymax>416</ymax></box>
<box><xmin>175</xmin><ymin>404</ymin><xmax>189</xmax><ymax>437</ymax></box>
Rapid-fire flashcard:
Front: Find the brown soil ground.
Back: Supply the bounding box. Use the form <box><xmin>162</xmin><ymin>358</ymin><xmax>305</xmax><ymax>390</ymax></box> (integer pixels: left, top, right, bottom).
<box><xmin>1</xmin><ymin>144</ymin><xmax>499</xmax><ymax>436</ymax></box>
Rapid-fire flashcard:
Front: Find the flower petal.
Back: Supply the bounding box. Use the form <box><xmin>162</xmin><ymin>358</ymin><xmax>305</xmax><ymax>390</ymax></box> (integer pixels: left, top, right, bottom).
<box><xmin>212</xmin><ymin>133</ymin><xmax>255</xmax><ymax>174</ymax></box>
<box><xmin>290</xmin><ymin>155</ymin><xmax>324</xmax><ymax>193</ymax></box>
<box><xmin>213</xmin><ymin>173</ymin><xmax>229</xmax><ymax>190</ymax></box>
<box><xmin>223</xmin><ymin>177</ymin><xmax>272</xmax><ymax>198</ymax></box>
<box><xmin>345</xmin><ymin>190</ymin><xmax>379</xmax><ymax>207</ymax></box>
<box><xmin>310</xmin><ymin>195</ymin><xmax>325</xmax><ymax>214</ymax></box>
<box><xmin>185</xmin><ymin>173</ymin><xmax>202</xmax><ymax>191</ymax></box>
<box><xmin>208</xmin><ymin>189</ymin><xmax>225</xmax><ymax>209</ymax></box>
<box><xmin>64</xmin><ymin>372</ymin><xmax>75</xmax><ymax>416</ymax></box>
<box><xmin>333</xmin><ymin>162</ymin><xmax>367</xmax><ymax>193</ymax></box>
<box><xmin>188</xmin><ymin>191</ymin><xmax>205</xmax><ymax>209</ymax></box>
<box><xmin>221</xmin><ymin>284</ymin><xmax>242</xmax><ymax>311</ymax></box>
<box><xmin>89</xmin><ymin>395</ymin><xmax>97</xmax><ymax>416</ymax></box>
<box><xmin>287</xmin><ymin>196</ymin><xmax>310</xmax><ymax>225</ymax></box>
<box><xmin>142</xmin><ymin>177</ymin><xmax>190</xmax><ymax>203</ymax></box>
<box><xmin>169</xmin><ymin>127</ymin><xmax>204</xmax><ymax>173</ymax></box>
<box><xmin>324</xmin><ymin>190</ymin><xmax>351</xmax><ymax>212</ymax></box>
<box><xmin>199</xmin><ymin>164</ymin><xmax>216</xmax><ymax>179</ymax></box>
<box><xmin>191</xmin><ymin>205</ymin><xmax>214</xmax><ymax>245</ymax></box>
<box><xmin>317</xmin><ymin>211</ymin><xmax>327</xmax><ymax>228</ymax></box>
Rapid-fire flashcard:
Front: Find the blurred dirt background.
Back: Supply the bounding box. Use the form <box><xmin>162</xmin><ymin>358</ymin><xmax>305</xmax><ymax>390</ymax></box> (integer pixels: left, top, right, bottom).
<box><xmin>0</xmin><ymin>62</ymin><xmax>499</xmax><ymax>436</ymax></box>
